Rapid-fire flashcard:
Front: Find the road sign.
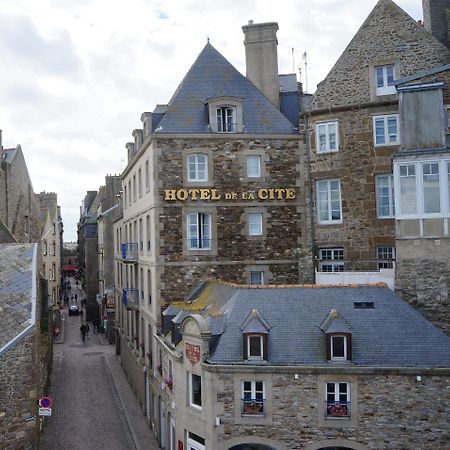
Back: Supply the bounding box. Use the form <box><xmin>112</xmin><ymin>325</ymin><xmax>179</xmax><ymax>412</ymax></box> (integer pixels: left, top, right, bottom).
<box><xmin>39</xmin><ymin>397</ymin><xmax>52</xmax><ymax>408</ymax></box>
<box><xmin>38</xmin><ymin>407</ymin><xmax>52</xmax><ymax>416</ymax></box>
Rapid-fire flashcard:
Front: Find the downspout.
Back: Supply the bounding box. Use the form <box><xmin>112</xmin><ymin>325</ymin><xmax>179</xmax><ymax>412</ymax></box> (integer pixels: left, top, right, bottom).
<box><xmin>304</xmin><ymin>116</ymin><xmax>317</xmax><ymax>282</ymax></box>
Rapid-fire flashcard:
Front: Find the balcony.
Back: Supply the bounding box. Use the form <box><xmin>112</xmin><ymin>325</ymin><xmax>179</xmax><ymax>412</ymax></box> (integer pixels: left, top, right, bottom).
<box><xmin>121</xmin><ymin>243</ymin><xmax>138</xmax><ymax>263</ymax></box>
<box><xmin>241</xmin><ymin>399</ymin><xmax>265</xmax><ymax>416</ymax></box>
<box><xmin>325</xmin><ymin>401</ymin><xmax>350</xmax><ymax>418</ymax></box>
<box><xmin>122</xmin><ymin>288</ymin><xmax>139</xmax><ymax>310</ymax></box>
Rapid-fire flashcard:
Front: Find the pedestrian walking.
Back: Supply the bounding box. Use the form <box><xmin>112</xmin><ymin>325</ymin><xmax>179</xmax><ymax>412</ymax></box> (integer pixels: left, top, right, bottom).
<box><xmin>85</xmin><ymin>323</ymin><xmax>90</xmax><ymax>338</ymax></box>
<box><xmin>92</xmin><ymin>319</ymin><xmax>98</xmax><ymax>334</ymax></box>
<box><xmin>80</xmin><ymin>323</ymin><xmax>87</xmax><ymax>342</ymax></box>
<box><xmin>75</xmin><ymin>293</ymin><xmax>78</xmax><ymax>301</ymax></box>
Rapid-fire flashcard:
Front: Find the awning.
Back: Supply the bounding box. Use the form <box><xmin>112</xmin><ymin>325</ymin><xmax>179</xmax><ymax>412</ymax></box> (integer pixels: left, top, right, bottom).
<box><xmin>63</xmin><ymin>265</ymin><xmax>77</xmax><ymax>271</ymax></box>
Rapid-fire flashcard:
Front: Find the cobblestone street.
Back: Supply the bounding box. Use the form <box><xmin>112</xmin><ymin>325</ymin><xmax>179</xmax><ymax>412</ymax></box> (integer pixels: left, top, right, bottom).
<box><xmin>40</xmin><ymin>279</ymin><xmax>158</xmax><ymax>450</ymax></box>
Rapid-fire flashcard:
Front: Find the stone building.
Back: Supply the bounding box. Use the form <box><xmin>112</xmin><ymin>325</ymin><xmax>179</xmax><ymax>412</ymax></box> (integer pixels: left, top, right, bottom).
<box><xmin>113</xmin><ymin>20</ymin><xmax>313</xmax><ymax>417</ymax></box>
<box><xmin>78</xmin><ymin>176</ymin><xmax>121</xmax><ymax>321</ymax></box>
<box><xmin>0</xmin><ymin>243</ymin><xmax>51</xmax><ymax>450</ymax></box>
<box><xmin>0</xmin><ymin>132</ymin><xmax>41</xmax><ymax>243</ymax></box>
<box><xmin>37</xmin><ymin>192</ymin><xmax>63</xmax><ymax>307</ymax></box>
<box><xmin>152</xmin><ymin>280</ymin><xmax>450</xmax><ymax>450</ymax></box>
<box><xmin>301</xmin><ymin>0</ymin><xmax>450</xmax><ymax>277</ymax></box>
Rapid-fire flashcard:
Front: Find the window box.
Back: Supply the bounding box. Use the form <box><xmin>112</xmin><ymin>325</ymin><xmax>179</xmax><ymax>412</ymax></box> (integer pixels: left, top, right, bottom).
<box><xmin>326</xmin><ymin>401</ymin><xmax>350</xmax><ymax>418</ymax></box>
<box><xmin>242</xmin><ymin>399</ymin><xmax>265</xmax><ymax>415</ymax></box>
<box><xmin>165</xmin><ymin>376</ymin><xmax>173</xmax><ymax>389</ymax></box>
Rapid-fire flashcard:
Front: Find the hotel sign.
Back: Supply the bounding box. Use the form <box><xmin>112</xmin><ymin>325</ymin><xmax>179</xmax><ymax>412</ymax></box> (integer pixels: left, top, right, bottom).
<box><xmin>164</xmin><ymin>187</ymin><xmax>296</xmax><ymax>201</ymax></box>
<box><xmin>185</xmin><ymin>343</ymin><xmax>201</xmax><ymax>365</ymax></box>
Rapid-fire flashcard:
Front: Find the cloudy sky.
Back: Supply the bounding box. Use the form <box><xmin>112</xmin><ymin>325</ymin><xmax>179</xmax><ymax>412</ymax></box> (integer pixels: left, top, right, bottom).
<box><xmin>0</xmin><ymin>0</ymin><xmax>421</xmax><ymax>241</ymax></box>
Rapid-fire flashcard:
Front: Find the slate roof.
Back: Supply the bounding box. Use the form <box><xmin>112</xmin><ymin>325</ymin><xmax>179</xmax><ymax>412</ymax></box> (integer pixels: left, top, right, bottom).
<box><xmin>163</xmin><ymin>281</ymin><xmax>450</xmax><ymax>369</ymax></box>
<box><xmin>154</xmin><ymin>42</ymin><xmax>297</xmax><ymax>135</ymax></box>
<box><xmin>0</xmin><ymin>243</ymin><xmax>37</xmax><ymax>356</ymax></box>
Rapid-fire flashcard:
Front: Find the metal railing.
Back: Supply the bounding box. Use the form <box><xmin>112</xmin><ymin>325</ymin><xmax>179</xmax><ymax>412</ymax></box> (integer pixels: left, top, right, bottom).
<box><xmin>241</xmin><ymin>398</ymin><xmax>265</xmax><ymax>415</ymax></box>
<box><xmin>121</xmin><ymin>243</ymin><xmax>138</xmax><ymax>262</ymax></box>
<box><xmin>122</xmin><ymin>288</ymin><xmax>139</xmax><ymax>310</ymax></box>
<box><xmin>325</xmin><ymin>401</ymin><xmax>350</xmax><ymax>418</ymax></box>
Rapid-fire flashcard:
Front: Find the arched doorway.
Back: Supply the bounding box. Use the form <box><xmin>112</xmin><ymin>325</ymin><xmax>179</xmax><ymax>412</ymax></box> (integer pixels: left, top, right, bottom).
<box><xmin>318</xmin><ymin>448</ymin><xmax>355</xmax><ymax>450</ymax></box>
<box><xmin>229</xmin><ymin>445</ymin><xmax>278</xmax><ymax>450</ymax></box>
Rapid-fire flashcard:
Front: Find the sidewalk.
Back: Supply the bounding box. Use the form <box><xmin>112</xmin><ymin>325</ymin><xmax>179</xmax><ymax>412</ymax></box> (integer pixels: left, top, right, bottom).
<box><xmin>104</xmin><ymin>353</ymin><xmax>160</xmax><ymax>450</ymax></box>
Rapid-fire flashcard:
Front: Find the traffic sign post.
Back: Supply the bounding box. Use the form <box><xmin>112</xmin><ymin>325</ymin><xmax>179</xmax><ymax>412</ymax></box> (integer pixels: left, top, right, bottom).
<box><xmin>39</xmin><ymin>397</ymin><xmax>52</xmax><ymax>408</ymax></box>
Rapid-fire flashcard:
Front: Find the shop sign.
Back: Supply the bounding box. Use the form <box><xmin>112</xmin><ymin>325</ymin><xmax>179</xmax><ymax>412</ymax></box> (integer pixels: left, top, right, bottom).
<box><xmin>164</xmin><ymin>187</ymin><xmax>296</xmax><ymax>202</ymax></box>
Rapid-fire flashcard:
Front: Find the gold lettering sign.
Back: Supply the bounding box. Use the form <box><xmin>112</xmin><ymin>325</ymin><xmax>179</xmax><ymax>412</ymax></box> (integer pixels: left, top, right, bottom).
<box><xmin>164</xmin><ymin>188</ymin><xmax>296</xmax><ymax>201</ymax></box>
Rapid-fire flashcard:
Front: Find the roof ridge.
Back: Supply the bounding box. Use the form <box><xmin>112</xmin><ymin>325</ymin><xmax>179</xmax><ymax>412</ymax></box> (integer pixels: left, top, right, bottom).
<box><xmin>205</xmin><ymin>279</ymin><xmax>387</xmax><ymax>289</ymax></box>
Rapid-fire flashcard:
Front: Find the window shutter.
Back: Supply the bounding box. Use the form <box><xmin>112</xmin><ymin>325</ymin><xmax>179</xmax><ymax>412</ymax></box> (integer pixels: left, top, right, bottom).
<box><xmin>346</xmin><ymin>333</ymin><xmax>352</xmax><ymax>361</ymax></box>
<box><xmin>262</xmin><ymin>333</ymin><xmax>268</xmax><ymax>361</ymax></box>
<box><xmin>243</xmin><ymin>333</ymin><xmax>248</xmax><ymax>360</ymax></box>
<box><xmin>326</xmin><ymin>333</ymin><xmax>331</xmax><ymax>360</ymax></box>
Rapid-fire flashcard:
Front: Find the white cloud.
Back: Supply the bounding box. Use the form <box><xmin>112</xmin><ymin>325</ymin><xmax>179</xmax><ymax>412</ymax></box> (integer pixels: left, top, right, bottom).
<box><xmin>0</xmin><ymin>0</ymin><xmax>422</xmax><ymax>240</ymax></box>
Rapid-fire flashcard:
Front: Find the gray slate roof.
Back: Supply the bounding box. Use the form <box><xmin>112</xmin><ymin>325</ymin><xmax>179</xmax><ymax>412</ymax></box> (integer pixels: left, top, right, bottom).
<box><xmin>0</xmin><ymin>243</ymin><xmax>37</xmax><ymax>356</ymax></box>
<box><xmin>154</xmin><ymin>43</ymin><xmax>297</xmax><ymax>135</ymax></box>
<box><xmin>164</xmin><ymin>282</ymin><xmax>450</xmax><ymax>369</ymax></box>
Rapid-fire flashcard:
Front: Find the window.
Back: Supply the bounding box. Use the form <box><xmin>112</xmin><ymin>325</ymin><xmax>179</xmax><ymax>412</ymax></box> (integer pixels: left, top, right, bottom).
<box><xmin>217</xmin><ymin>106</ymin><xmax>236</xmax><ymax>133</ymax></box>
<box><xmin>247</xmin><ymin>155</ymin><xmax>261</xmax><ymax>178</ymax></box>
<box><xmin>133</xmin><ymin>175</ymin><xmax>137</xmax><ymax>202</ymax></box>
<box><xmin>128</xmin><ymin>180</ymin><xmax>131</xmax><ymax>205</ymax></box>
<box><xmin>375</xmin><ymin>174</ymin><xmax>395</xmax><ymax>218</ymax></box>
<box><xmin>375</xmin><ymin>64</ymin><xmax>396</xmax><ymax>96</ymax></box>
<box><xmin>377</xmin><ymin>246</ymin><xmax>395</xmax><ymax>269</ymax></box>
<box><xmin>188</xmin><ymin>373</ymin><xmax>202</xmax><ymax>408</ymax></box>
<box><xmin>124</xmin><ymin>185</ymin><xmax>127</xmax><ymax>208</ymax></box>
<box><xmin>331</xmin><ymin>335</ymin><xmax>347</xmax><ymax>359</ymax></box>
<box><xmin>247</xmin><ymin>335</ymin><xmax>263</xmax><ymax>360</ymax></box>
<box><xmin>187</xmin><ymin>213</ymin><xmax>211</xmax><ymax>249</ymax></box>
<box><xmin>248</xmin><ymin>213</ymin><xmax>263</xmax><ymax>236</ymax></box>
<box><xmin>395</xmin><ymin>159</ymin><xmax>450</xmax><ymax>217</ymax></box>
<box><xmin>319</xmin><ymin>248</ymin><xmax>344</xmax><ymax>272</ymax></box>
<box><xmin>140</xmin><ymin>268</ymin><xmax>144</xmax><ymax>301</ymax></box>
<box><xmin>326</xmin><ymin>382</ymin><xmax>350</xmax><ymax>418</ymax></box>
<box><xmin>187</xmin><ymin>154</ymin><xmax>208</xmax><ymax>182</ymax></box>
<box><xmin>317</xmin><ymin>179</ymin><xmax>342</xmax><ymax>224</ymax></box>
<box><xmin>316</xmin><ymin>121</ymin><xmax>339</xmax><ymax>153</ymax></box>
<box><xmin>187</xmin><ymin>432</ymin><xmax>205</xmax><ymax>450</ymax></box>
<box><xmin>146</xmin><ymin>215</ymin><xmax>151</xmax><ymax>252</ymax></box>
<box><xmin>145</xmin><ymin>159</ymin><xmax>150</xmax><ymax>191</ymax></box>
<box><xmin>139</xmin><ymin>218</ymin><xmax>143</xmax><ymax>252</ymax></box>
<box><xmin>423</xmin><ymin>162</ymin><xmax>440</xmax><ymax>213</ymax></box>
<box><xmin>373</xmin><ymin>114</ymin><xmax>399</xmax><ymax>146</ymax></box>
<box><xmin>242</xmin><ymin>380</ymin><xmax>265</xmax><ymax>415</ymax></box>
<box><xmin>138</xmin><ymin>168</ymin><xmax>142</xmax><ymax>198</ymax></box>
<box><xmin>250</xmin><ymin>271</ymin><xmax>264</xmax><ymax>285</ymax></box>
<box><xmin>147</xmin><ymin>269</ymin><xmax>152</xmax><ymax>305</ymax></box>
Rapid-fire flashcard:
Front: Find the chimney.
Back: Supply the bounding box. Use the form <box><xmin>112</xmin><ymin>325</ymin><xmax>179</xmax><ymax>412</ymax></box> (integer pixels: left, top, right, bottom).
<box><xmin>422</xmin><ymin>0</ymin><xmax>450</xmax><ymax>49</ymax></box>
<box><xmin>242</xmin><ymin>21</ymin><xmax>280</xmax><ymax>108</ymax></box>
<box><xmin>132</xmin><ymin>129</ymin><xmax>143</xmax><ymax>153</ymax></box>
<box><xmin>141</xmin><ymin>112</ymin><xmax>152</xmax><ymax>138</ymax></box>
<box><xmin>126</xmin><ymin>142</ymin><xmax>134</xmax><ymax>163</ymax></box>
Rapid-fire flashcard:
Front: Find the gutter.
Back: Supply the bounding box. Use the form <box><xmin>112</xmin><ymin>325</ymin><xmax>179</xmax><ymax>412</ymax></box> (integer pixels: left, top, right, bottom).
<box><xmin>0</xmin><ymin>243</ymin><xmax>38</xmax><ymax>356</ymax></box>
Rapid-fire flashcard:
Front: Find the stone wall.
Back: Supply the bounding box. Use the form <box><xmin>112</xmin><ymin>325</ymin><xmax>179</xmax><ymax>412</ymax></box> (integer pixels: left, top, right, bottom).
<box><xmin>312</xmin><ymin>0</ymin><xmax>450</xmax><ymax>109</ymax></box>
<box><xmin>156</xmin><ymin>136</ymin><xmax>313</xmax><ymax>303</ymax></box>
<box><xmin>216</xmin><ymin>370</ymin><xmax>450</xmax><ymax>450</ymax></box>
<box><xmin>0</xmin><ymin>336</ymin><xmax>39</xmax><ymax>450</ymax></box>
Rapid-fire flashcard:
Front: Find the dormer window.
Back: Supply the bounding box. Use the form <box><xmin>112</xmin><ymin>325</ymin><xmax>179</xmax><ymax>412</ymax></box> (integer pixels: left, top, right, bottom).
<box><xmin>241</xmin><ymin>309</ymin><xmax>270</xmax><ymax>362</ymax></box>
<box><xmin>248</xmin><ymin>335</ymin><xmax>263</xmax><ymax>360</ymax></box>
<box><xmin>217</xmin><ymin>107</ymin><xmax>236</xmax><ymax>133</ymax></box>
<box><xmin>327</xmin><ymin>333</ymin><xmax>352</xmax><ymax>361</ymax></box>
<box><xmin>208</xmin><ymin>96</ymin><xmax>243</xmax><ymax>133</ymax></box>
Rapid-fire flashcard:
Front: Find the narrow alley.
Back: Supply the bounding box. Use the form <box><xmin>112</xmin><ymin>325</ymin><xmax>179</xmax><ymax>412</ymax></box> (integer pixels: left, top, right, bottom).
<box><xmin>39</xmin><ymin>278</ymin><xmax>158</xmax><ymax>450</ymax></box>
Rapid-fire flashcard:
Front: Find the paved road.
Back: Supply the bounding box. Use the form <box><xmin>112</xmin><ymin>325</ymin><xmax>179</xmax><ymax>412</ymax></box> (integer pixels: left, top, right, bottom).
<box><xmin>40</xmin><ymin>279</ymin><xmax>135</xmax><ymax>450</ymax></box>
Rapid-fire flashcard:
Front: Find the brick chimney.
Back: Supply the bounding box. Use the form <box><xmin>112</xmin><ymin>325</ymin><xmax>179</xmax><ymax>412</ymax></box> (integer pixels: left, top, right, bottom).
<box><xmin>242</xmin><ymin>21</ymin><xmax>280</xmax><ymax>108</ymax></box>
<box><xmin>423</xmin><ymin>0</ymin><xmax>450</xmax><ymax>49</ymax></box>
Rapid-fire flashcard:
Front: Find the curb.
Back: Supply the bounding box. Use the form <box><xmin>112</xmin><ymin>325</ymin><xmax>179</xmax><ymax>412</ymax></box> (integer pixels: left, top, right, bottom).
<box><xmin>104</xmin><ymin>355</ymin><xmax>139</xmax><ymax>450</ymax></box>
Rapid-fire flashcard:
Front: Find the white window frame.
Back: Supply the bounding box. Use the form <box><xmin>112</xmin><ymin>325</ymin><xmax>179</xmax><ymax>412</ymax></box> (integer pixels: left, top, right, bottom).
<box><xmin>187</xmin><ymin>213</ymin><xmax>212</xmax><ymax>250</ymax></box>
<box><xmin>330</xmin><ymin>335</ymin><xmax>347</xmax><ymax>360</ymax></box>
<box><xmin>188</xmin><ymin>373</ymin><xmax>202</xmax><ymax>409</ymax></box>
<box><xmin>373</xmin><ymin>114</ymin><xmax>399</xmax><ymax>146</ymax></box>
<box><xmin>316</xmin><ymin>121</ymin><xmax>339</xmax><ymax>153</ymax></box>
<box><xmin>316</xmin><ymin>179</ymin><xmax>342</xmax><ymax>224</ymax></box>
<box><xmin>249</xmin><ymin>271</ymin><xmax>264</xmax><ymax>285</ymax></box>
<box><xmin>377</xmin><ymin>246</ymin><xmax>395</xmax><ymax>269</ymax></box>
<box><xmin>241</xmin><ymin>380</ymin><xmax>265</xmax><ymax>414</ymax></box>
<box><xmin>394</xmin><ymin>158</ymin><xmax>450</xmax><ymax>219</ymax></box>
<box><xmin>187</xmin><ymin>432</ymin><xmax>205</xmax><ymax>450</ymax></box>
<box><xmin>187</xmin><ymin>154</ymin><xmax>208</xmax><ymax>182</ymax></box>
<box><xmin>375</xmin><ymin>64</ymin><xmax>396</xmax><ymax>96</ymax></box>
<box><xmin>325</xmin><ymin>382</ymin><xmax>350</xmax><ymax>417</ymax></box>
<box><xmin>247</xmin><ymin>334</ymin><xmax>263</xmax><ymax>360</ymax></box>
<box><xmin>375</xmin><ymin>174</ymin><xmax>395</xmax><ymax>218</ymax></box>
<box><xmin>319</xmin><ymin>248</ymin><xmax>344</xmax><ymax>273</ymax></box>
<box><xmin>248</xmin><ymin>213</ymin><xmax>263</xmax><ymax>236</ymax></box>
<box><xmin>217</xmin><ymin>106</ymin><xmax>236</xmax><ymax>133</ymax></box>
<box><xmin>246</xmin><ymin>155</ymin><xmax>261</xmax><ymax>178</ymax></box>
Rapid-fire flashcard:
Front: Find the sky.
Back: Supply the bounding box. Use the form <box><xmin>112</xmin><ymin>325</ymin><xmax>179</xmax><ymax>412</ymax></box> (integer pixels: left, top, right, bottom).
<box><xmin>0</xmin><ymin>0</ymin><xmax>422</xmax><ymax>241</ymax></box>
